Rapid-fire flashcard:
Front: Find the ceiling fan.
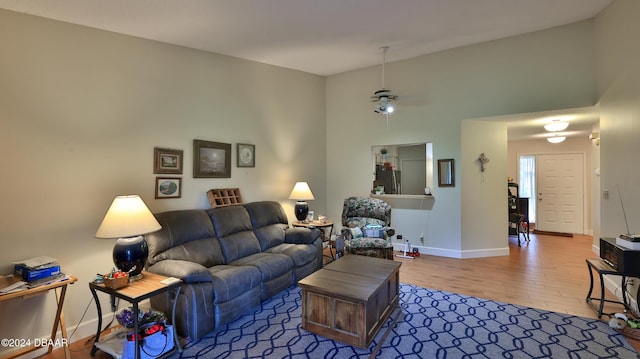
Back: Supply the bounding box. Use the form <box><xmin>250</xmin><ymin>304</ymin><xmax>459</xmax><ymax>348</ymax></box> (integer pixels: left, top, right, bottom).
<box><xmin>371</xmin><ymin>46</ymin><xmax>398</xmax><ymax>117</ymax></box>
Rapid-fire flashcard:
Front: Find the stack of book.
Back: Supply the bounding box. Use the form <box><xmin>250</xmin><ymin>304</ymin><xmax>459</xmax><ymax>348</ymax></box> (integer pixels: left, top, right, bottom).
<box><xmin>13</xmin><ymin>256</ymin><xmax>65</xmax><ymax>287</ymax></box>
<box><xmin>616</xmin><ymin>234</ymin><xmax>640</xmax><ymax>250</ymax></box>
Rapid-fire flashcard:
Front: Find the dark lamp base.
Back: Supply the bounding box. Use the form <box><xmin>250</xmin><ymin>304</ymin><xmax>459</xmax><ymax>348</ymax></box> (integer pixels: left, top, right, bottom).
<box><xmin>294</xmin><ymin>201</ymin><xmax>309</xmax><ymax>221</ymax></box>
<box><xmin>113</xmin><ymin>235</ymin><xmax>148</xmax><ymax>279</ymax></box>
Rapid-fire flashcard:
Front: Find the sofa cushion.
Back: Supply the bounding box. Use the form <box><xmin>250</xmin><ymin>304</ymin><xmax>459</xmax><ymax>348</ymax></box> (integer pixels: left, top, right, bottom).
<box><xmin>146</xmin><ymin>210</ymin><xmax>224</xmax><ymax>267</ymax></box>
<box><xmin>230</xmin><ymin>252</ymin><xmax>293</xmax><ymax>282</ymax></box>
<box><xmin>208</xmin><ymin>265</ymin><xmax>262</xmax><ymax>303</ymax></box>
<box><xmin>207</xmin><ymin>206</ymin><xmax>262</xmax><ymax>263</ymax></box>
<box><xmin>244</xmin><ymin>201</ymin><xmax>288</xmax><ymax>251</ymax></box>
<box><xmin>266</xmin><ymin>243</ymin><xmax>317</xmax><ymax>267</ymax></box>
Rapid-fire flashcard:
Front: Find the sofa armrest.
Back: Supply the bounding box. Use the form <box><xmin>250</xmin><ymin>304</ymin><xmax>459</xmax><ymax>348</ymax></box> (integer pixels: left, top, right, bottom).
<box><xmin>146</xmin><ymin>260</ymin><xmax>213</xmax><ymax>283</ymax></box>
<box><xmin>284</xmin><ymin>227</ymin><xmax>320</xmax><ymax>244</ymax></box>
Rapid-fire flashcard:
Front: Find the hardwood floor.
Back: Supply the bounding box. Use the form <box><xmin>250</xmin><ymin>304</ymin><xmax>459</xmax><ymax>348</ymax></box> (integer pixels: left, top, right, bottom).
<box><xmin>40</xmin><ymin>232</ymin><xmax>639</xmax><ymax>358</ymax></box>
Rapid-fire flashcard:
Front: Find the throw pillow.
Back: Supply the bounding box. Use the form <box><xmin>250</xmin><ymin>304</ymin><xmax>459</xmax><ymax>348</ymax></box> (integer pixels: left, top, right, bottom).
<box><xmin>348</xmin><ymin>227</ymin><xmax>363</xmax><ymax>239</ymax></box>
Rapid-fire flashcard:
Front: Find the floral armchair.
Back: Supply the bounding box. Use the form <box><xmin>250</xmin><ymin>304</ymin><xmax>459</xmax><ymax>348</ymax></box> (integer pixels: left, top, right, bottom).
<box><xmin>341</xmin><ymin>196</ymin><xmax>395</xmax><ymax>260</ymax></box>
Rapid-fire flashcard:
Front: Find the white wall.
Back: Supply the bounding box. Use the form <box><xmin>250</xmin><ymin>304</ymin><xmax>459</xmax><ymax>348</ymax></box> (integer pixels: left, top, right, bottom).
<box><xmin>461</xmin><ymin>120</ymin><xmax>509</xmax><ymax>256</ymax></box>
<box><xmin>326</xmin><ymin>20</ymin><xmax>597</xmax><ymax>256</ymax></box>
<box><xmin>593</xmin><ymin>0</ymin><xmax>640</xmax><ymax>308</ymax></box>
<box><xmin>595</xmin><ymin>0</ymin><xmax>640</xmax><ymax>239</ymax></box>
<box><xmin>0</xmin><ymin>9</ymin><xmax>326</xmax><ymax>354</ymax></box>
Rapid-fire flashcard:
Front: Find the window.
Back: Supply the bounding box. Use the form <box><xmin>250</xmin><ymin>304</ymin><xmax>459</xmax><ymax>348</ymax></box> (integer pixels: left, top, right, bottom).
<box><xmin>519</xmin><ymin>156</ymin><xmax>536</xmax><ymax>223</ymax></box>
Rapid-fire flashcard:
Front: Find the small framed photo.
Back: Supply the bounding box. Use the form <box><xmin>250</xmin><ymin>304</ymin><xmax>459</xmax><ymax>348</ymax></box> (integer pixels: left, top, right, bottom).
<box><xmin>154</xmin><ymin>148</ymin><xmax>183</xmax><ymax>174</ymax></box>
<box><xmin>155</xmin><ymin>177</ymin><xmax>182</xmax><ymax>199</ymax></box>
<box><xmin>193</xmin><ymin>140</ymin><xmax>231</xmax><ymax>178</ymax></box>
<box><xmin>237</xmin><ymin>143</ymin><xmax>255</xmax><ymax>168</ymax></box>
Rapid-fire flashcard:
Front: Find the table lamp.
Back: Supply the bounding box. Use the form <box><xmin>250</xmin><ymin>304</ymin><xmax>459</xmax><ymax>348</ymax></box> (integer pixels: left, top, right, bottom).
<box><xmin>288</xmin><ymin>182</ymin><xmax>315</xmax><ymax>221</ymax></box>
<box><xmin>95</xmin><ymin>195</ymin><xmax>161</xmax><ymax>280</ymax></box>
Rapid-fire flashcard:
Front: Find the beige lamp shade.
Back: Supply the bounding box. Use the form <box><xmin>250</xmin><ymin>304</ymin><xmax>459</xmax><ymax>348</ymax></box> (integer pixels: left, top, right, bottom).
<box><xmin>95</xmin><ymin>195</ymin><xmax>161</xmax><ymax>239</ymax></box>
<box><xmin>288</xmin><ymin>182</ymin><xmax>315</xmax><ymax>201</ymax></box>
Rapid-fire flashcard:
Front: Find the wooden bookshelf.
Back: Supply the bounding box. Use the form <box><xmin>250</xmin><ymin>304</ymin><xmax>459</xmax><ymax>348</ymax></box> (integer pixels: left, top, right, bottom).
<box><xmin>207</xmin><ymin>188</ymin><xmax>243</xmax><ymax>208</ymax></box>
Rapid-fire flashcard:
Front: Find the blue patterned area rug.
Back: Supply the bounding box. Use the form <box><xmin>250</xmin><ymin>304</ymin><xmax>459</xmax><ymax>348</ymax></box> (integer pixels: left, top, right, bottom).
<box><xmin>177</xmin><ymin>284</ymin><xmax>638</xmax><ymax>358</ymax></box>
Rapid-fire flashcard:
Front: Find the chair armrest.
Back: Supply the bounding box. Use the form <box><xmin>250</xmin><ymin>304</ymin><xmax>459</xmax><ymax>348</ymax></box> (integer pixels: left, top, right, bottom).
<box><xmin>341</xmin><ymin>227</ymin><xmax>353</xmax><ymax>240</ymax></box>
<box><xmin>342</xmin><ymin>226</ymin><xmax>394</xmax><ymax>239</ymax></box>
<box><xmin>146</xmin><ymin>260</ymin><xmax>213</xmax><ymax>283</ymax></box>
<box><xmin>285</xmin><ymin>227</ymin><xmax>320</xmax><ymax>244</ymax></box>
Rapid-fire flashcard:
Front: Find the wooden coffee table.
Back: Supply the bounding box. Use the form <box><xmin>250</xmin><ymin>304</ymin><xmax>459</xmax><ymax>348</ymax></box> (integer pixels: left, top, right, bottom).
<box><xmin>298</xmin><ymin>255</ymin><xmax>401</xmax><ymax>348</ymax></box>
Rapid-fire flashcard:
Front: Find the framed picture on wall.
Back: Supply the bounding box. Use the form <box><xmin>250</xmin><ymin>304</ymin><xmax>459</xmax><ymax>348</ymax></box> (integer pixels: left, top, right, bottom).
<box><xmin>437</xmin><ymin>159</ymin><xmax>455</xmax><ymax>187</ymax></box>
<box><xmin>154</xmin><ymin>148</ymin><xmax>183</xmax><ymax>174</ymax></box>
<box><xmin>155</xmin><ymin>177</ymin><xmax>182</xmax><ymax>199</ymax></box>
<box><xmin>237</xmin><ymin>143</ymin><xmax>255</xmax><ymax>168</ymax></box>
<box><xmin>193</xmin><ymin>140</ymin><xmax>231</xmax><ymax>178</ymax></box>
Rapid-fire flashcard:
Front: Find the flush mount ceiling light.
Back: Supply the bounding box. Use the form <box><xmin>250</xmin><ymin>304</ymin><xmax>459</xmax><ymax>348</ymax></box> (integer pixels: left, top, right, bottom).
<box><xmin>371</xmin><ymin>46</ymin><xmax>397</xmax><ymax>120</ymax></box>
<box><xmin>544</xmin><ymin>119</ymin><xmax>569</xmax><ymax>132</ymax></box>
<box><xmin>547</xmin><ymin>135</ymin><xmax>566</xmax><ymax>144</ymax></box>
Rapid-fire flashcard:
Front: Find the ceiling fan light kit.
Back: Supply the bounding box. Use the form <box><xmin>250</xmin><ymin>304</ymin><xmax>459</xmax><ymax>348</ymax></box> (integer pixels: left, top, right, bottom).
<box><xmin>371</xmin><ymin>46</ymin><xmax>398</xmax><ymax>117</ymax></box>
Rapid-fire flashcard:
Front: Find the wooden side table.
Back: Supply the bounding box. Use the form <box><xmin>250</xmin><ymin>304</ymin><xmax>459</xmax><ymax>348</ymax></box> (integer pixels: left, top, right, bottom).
<box><xmin>0</xmin><ymin>275</ymin><xmax>77</xmax><ymax>359</ymax></box>
<box><xmin>292</xmin><ymin>220</ymin><xmax>335</xmax><ymax>261</ymax></box>
<box><xmin>88</xmin><ymin>271</ymin><xmax>182</xmax><ymax>359</ymax></box>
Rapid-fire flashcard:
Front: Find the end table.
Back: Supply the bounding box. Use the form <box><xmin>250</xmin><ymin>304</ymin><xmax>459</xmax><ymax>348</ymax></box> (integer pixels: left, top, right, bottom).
<box><xmin>293</xmin><ymin>220</ymin><xmax>335</xmax><ymax>261</ymax></box>
<box><xmin>88</xmin><ymin>271</ymin><xmax>182</xmax><ymax>359</ymax></box>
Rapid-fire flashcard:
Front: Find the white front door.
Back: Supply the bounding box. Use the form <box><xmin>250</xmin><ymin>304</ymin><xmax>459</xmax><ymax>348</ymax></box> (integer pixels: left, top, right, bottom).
<box><xmin>536</xmin><ymin>153</ymin><xmax>584</xmax><ymax>234</ymax></box>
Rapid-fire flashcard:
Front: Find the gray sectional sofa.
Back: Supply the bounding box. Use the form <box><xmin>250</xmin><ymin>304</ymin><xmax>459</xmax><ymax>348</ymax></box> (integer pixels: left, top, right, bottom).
<box><xmin>144</xmin><ymin>201</ymin><xmax>323</xmax><ymax>340</ymax></box>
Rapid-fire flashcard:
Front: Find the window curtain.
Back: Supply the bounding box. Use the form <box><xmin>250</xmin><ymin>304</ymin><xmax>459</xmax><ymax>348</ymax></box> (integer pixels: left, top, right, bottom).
<box><xmin>519</xmin><ymin>156</ymin><xmax>536</xmax><ymax>223</ymax></box>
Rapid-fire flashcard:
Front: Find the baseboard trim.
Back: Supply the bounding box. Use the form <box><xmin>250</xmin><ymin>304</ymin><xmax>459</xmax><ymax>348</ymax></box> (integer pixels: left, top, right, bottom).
<box><xmin>392</xmin><ymin>244</ymin><xmax>509</xmax><ymax>259</ymax></box>
<box><xmin>532</xmin><ymin>230</ymin><xmax>573</xmax><ymax>237</ymax></box>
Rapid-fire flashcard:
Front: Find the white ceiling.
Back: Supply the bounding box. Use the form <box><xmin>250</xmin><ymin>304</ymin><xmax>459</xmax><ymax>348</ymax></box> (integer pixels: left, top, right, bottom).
<box><xmin>0</xmin><ymin>0</ymin><xmax>609</xmax><ymax>140</ymax></box>
<box><xmin>489</xmin><ymin>106</ymin><xmax>600</xmax><ymax>142</ymax></box>
<box><xmin>0</xmin><ymin>0</ymin><xmax>612</xmax><ymax>76</ymax></box>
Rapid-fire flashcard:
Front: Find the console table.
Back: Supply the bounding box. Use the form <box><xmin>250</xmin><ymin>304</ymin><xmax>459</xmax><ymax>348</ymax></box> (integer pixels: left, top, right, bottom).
<box><xmin>585</xmin><ymin>258</ymin><xmax>632</xmax><ymax>318</ymax></box>
<box><xmin>0</xmin><ymin>275</ymin><xmax>77</xmax><ymax>359</ymax></box>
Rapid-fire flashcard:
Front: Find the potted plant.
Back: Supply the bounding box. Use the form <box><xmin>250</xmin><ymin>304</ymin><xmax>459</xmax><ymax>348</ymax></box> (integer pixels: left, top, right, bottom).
<box><xmin>380</xmin><ymin>148</ymin><xmax>388</xmax><ymax>162</ymax></box>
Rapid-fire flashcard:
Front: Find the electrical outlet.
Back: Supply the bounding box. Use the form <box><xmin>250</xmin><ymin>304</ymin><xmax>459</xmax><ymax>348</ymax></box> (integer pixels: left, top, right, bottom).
<box><xmin>420</xmin><ymin>234</ymin><xmax>424</xmax><ymax>243</ymax></box>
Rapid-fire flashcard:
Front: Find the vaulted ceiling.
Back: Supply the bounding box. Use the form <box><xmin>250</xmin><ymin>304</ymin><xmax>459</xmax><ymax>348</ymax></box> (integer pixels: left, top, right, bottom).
<box><xmin>0</xmin><ymin>0</ymin><xmax>611</xmax><ymax>76</ymax></box>
<box><xmin>0</xmin><ymin>0</ymin><xmax>609</xmax><ymax>139</ymax></box>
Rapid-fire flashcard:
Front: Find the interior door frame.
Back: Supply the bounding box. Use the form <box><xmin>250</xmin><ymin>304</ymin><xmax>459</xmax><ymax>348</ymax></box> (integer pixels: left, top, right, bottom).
<box><xmin>517</xmin><ymin>151</ymin><xmax>589</xmax><ymax>234</ymax></box>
